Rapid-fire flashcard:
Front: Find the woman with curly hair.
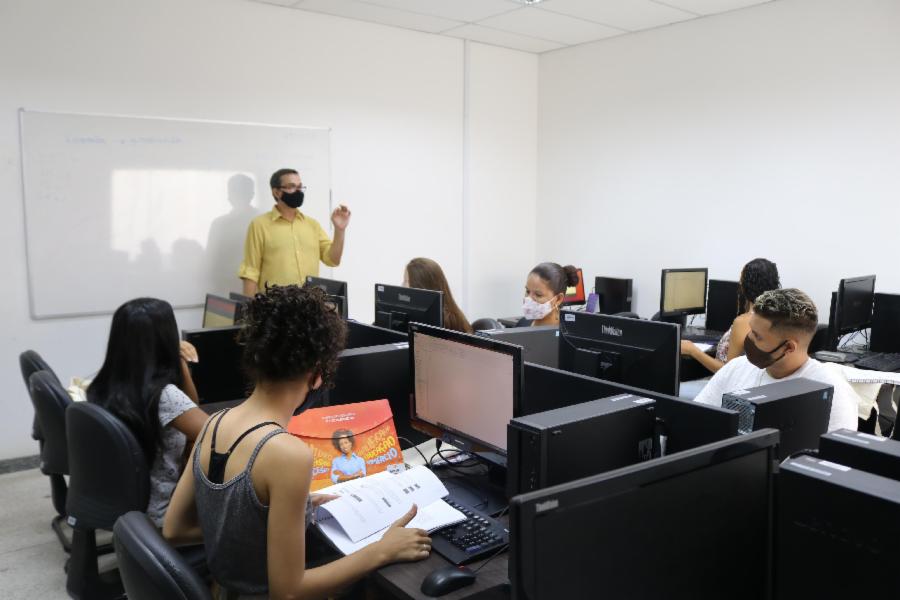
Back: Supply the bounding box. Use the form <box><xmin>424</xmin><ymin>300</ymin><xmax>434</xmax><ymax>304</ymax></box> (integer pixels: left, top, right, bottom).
<box><xmin>330</xmin><ymin>429</ymin><xmax>366</xmax><ymax>483</ymax></box>
<box><xmin>164</xmin><ymin>285</ymin><xmax>430</xmax><ymax>599</ymax></box>
<box><xmin>681</xmin><ymin>258</ymin><xmax>781</xmax><ymax>374</ymax></box>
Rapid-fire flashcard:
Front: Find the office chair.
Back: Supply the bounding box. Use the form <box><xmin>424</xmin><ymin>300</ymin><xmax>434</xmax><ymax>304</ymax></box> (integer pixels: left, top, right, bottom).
<box><xmin>28</xmin><ymin>371</ymin><xmax>74</xmax><ymax>553</ymax></box>
<box><xmin>19</xmin><ymin>350</ymin><xmax>61</xmax><ymax>443</ymax></box>
<box><xmin>471</xmin><ymin>318</ymin><xmax>504</xmax><ymax>331</ymax></box>
<box><xmin>65</xmin><ymin>401</ymin><xmax>151</xmax><ymax>599</ymax></box>
<box><xmin>114</xmin><ymin>512</ymin><xmax>212</xmax><ymax>600</ymax></box>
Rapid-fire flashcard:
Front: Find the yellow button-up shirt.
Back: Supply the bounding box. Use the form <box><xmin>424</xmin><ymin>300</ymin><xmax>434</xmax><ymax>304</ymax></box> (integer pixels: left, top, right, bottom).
<box><xmin>238</xmin><ymin>206</ymin><xmax>336</xmax><ymax>288</ymax></box>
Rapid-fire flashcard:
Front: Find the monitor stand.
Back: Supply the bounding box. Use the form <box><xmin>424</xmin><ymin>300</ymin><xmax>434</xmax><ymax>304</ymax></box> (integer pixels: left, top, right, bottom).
<box><xmin>659</xmin><ymin>313</ymin><xmax>688</xmax><ymax>328</ymax></box>
<box><xmin>438</xmin><ymin>456</ymin><xmax>508</xmax><ymax>516</ymax></box>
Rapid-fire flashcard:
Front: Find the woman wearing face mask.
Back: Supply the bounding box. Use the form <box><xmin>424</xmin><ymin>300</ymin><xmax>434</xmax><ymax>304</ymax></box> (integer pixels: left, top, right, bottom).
<box><xmin>681</xmin><ymin>258</ymin><xmax>780</xmax><ymax>373</ymax></box>
<box><xmin>517</xmin><ymin>262</ymin><xmax>580</xmax><ymax>327</ymax></box>
<box><xmin>164</xmin><ymin>285</ymin><xmax>430</xmax><ymax>599</ymax></box>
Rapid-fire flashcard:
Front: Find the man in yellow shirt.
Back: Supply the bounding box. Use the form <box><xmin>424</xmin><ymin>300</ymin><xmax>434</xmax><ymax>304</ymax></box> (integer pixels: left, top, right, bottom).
<box><xmin>239</xmin><ymin>168</ymin><xmax>351</xmax><ymax>296</ymax></box>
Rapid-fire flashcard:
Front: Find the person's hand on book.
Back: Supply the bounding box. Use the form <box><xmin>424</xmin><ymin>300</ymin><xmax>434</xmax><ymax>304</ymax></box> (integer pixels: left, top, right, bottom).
<box><xmin>378</xmin><ymin>504</ymin><xmax>431</xmax><ymax>564</ymax></box>
<box><xmin>310</xmin><ymin>493</ymin><xmax>339</xmax><ymax>508</ymax></box>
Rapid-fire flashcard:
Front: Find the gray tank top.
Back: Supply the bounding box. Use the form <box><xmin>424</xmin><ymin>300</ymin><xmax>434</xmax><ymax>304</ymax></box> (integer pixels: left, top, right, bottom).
<box><xmin>193</xmin><ymin>411</ymin><xmax>312</xmax><ymax>597</ymax></box>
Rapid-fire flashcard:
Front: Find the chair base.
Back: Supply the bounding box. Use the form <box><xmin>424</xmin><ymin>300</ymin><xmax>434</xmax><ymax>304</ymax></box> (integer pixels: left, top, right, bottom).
<box><xmin>66</xmin><ymin>528</ymin><xmax>124</xmax><ymax>600</ymax></box>
<box><xmin>52</xmin><ymin>515</ymin><xmax>72</xmax><ymax>553</ymax></box>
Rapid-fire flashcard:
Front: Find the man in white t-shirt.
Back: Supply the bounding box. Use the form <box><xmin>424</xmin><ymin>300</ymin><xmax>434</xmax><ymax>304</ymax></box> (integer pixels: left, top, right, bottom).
<box><xmin>695</xmin><ymin>288</ymin><xmax>858</xmax><ymax>432</ymax></box>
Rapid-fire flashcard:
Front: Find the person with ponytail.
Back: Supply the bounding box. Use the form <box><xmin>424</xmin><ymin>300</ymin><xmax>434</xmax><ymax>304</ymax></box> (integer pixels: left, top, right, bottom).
<box><xmin>681</xmin><ymin>258</ymin><xmax>781</xmax><ymax>373</ymax></box>
<box><xmin>403</xmin><ymin>257</ymin><xmax>473</xmax><ymax>333</ymax></box>
<box><xmin>87</xmin><ymin>298</ymin><xmax>208</xmax><ymax>527</ymax></box>
<box><xmin>517</xmin><ymin>262</ymin><xmax>580</xmax><ymax>327</ymax></box>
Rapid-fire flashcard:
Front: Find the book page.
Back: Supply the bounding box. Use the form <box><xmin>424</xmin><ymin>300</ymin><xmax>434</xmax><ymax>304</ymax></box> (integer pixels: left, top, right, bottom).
<box><xmin>317</xmin><ymin>466</ymin><xmax>449</xmax><ymax>543</ymax></box>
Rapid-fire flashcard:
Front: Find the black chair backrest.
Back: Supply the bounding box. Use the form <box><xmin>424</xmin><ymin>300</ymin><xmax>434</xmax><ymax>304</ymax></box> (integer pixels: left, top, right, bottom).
<box><xmin>66</xmin><ymin>402</ymin><xmax>150</xmax><ymax>531</ymax></box>
<box><xmin>19</xmin><ymin>350</ymin><xmax>61</xmax><ymax>441</ymax></box>
<box><xmin>471</xmin><ymin>317</ymin><xmax>504</xmax><ymax>331</ymax></box>
<box><xmin>29</xmin><ymin>371</ymin><xmax>72</xmax><ymax>475</ymax></box>
<box><xmin>114</xmin><ymin>512</ymin><xmax>212</xmax><ymax>600</ymax></box>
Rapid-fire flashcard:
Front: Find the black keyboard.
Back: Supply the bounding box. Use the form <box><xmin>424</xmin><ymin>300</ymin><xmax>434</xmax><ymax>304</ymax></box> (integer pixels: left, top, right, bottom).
<box><xmin>430</xmin><ymin>498</ymin><xmax>509</xmax><ymax>565</ymax></box>
<box><xmin>682</xmin><ymin>327</ymin><xmax>725</xmax><ymax>342</ymax></box>
<box><xmin>855</xmin><ymin>352</ymin><xmax>900</xmax><ymax>372</ymax></box>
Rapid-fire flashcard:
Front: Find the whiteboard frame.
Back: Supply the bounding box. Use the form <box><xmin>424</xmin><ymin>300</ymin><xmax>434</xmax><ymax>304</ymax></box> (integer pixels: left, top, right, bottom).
<box><xmin>18</xmin><ymin>108</ymin><xmax>333</xmax><ymax>320</ymax></box>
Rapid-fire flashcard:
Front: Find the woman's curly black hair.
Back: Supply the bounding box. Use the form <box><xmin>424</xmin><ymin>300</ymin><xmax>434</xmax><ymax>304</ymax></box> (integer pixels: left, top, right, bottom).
<box><xmin>737</xmin><ymin>258</ymin><xmax>781</xmax><ymax>313</ymax></box>
<box><xmin>238</xmin><ymin>284</ymin><xmax>347</xmax><ymax>386</ymax></box>
<box><xmin>331</xmin><ymin>429</ymin><xmax>356</xmax><ymax>452</ymax></box>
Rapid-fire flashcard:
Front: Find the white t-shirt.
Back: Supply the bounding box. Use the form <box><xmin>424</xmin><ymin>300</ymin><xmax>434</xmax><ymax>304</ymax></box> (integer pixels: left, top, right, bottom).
<box><xmin>147</xmin><ymin>384</ymin><xmax>197</xmax><ymax>527</ymax></box>
<box><xmin>694</xmin><ymin>356</ymin><xmax>859</xmax><ymax>433</ymax></box>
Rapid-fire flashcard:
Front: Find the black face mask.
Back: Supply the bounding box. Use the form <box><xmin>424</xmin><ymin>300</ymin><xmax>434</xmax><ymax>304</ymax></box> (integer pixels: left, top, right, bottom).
<box><xmin>744</xmin><ymin>336</ymin><xmax>788</xmax><ymax>369</ymax></box>
<box><xmin>280</xmin><ymin>189</ymin><xmax>304</xmax><ymax>208</ymax></box>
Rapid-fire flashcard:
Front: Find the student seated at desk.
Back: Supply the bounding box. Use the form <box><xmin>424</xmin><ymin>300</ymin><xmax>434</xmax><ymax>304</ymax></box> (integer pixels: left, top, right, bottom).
<box><xmin>694</xmin><ymin>288</ymin><xmax>858</xmax><ymax>432</ymax></box>
<box><xmin>87</xmin><ymin>298</ymin><xmax>208</xmax><ymax>527</ymax></box>
<box><xmin>403</xmin><ymin>257</ymin><xmax>472</xmax><ymax>333</ymax></box>
<box><xmin>164</xmin><ymin>285</ymin><xmax>430</xmax><ymax>599</ymax></box>
<box><xmin>517</xmin><ymin>262</ymin><xmax>579</xmax><ymax>327</ymax></box>
<box><xmin>681</xmin><ymin>258</ymin><xmax>781</xmax><ymax>374</ymax></box>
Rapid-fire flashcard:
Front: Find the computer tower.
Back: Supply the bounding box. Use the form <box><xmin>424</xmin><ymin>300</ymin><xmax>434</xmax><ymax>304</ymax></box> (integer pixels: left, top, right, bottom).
<box><xmin>775</xmin><ymin>454</ymin><xmax>900</xmax><ymax>598</ymax></box>
<box><xmin>818</xmin><ymin>429</ymin><xmax>900</xmax><ymax>481</ymax></box>
<box><xmin>506</xmin><ymin>393</ymin><xmax>656</xmax><ymax>497</ymax></box>
<box><xmin>722</xmin><ymin>378</ymin><xmax>833</xmax><ymax>459</ymax></box>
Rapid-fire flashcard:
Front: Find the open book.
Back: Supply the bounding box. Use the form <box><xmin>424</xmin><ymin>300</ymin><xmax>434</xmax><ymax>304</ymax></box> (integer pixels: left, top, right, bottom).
<box><xmin>315</xmin><ymin>466</ymin><xmax>466</xmax><ymax>556</ymax></box>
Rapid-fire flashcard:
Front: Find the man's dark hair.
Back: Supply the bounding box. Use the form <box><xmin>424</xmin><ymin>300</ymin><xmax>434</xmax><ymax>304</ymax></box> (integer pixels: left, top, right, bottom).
<box><xmin>238</xmin><ymin>285</ymin><xmax>347</xmax><ymax>386</ymax></box>
<box><xmin>270</xmin><ymin>168</ymin><xmax>298</xmax><ymax>190</ymax></box>
<box><xmin>332</xmin><ymin>429</ymin><xmax>356</xmax><ymax>452</ymax></box>
<box><xmin>753</xmin><ymin>288</ymin><xmax>818</xmax><ymax>336</ymax></box>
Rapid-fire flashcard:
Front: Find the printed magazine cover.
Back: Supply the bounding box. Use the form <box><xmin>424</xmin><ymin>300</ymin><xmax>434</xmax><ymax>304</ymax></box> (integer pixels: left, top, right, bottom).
<box><xmin>287</xmin><ymin>399</ymin><xmax>404</xmax><ymax>491</ymax></box>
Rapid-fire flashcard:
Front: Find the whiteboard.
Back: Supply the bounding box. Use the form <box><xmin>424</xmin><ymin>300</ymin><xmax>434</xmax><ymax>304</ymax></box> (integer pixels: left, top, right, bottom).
<box><xmin>19</xmin><ymin>110</ymin><xmax>331</xmax><ymax>318</ymax></box>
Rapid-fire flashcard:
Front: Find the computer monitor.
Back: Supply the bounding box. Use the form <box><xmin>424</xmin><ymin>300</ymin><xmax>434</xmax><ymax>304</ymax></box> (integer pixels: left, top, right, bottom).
<box><xmin>345</xmin><ymin>320</ymin><xmax>407</xmax><ymax>349</ymax></box>
<box><xmin>202</xmin><ymin>294</ymin><xmax>244</xmax><ymax>328</ymax></box>
<box><xmin>306</xmin><ymin>276</ymin><xmax>349</xmax><ymax>319</ymax></box>
<box><xmin>228</xmin><ymin>292</ymin><xmax>251</xmax><ymax>303</ymax></box>
<box><xmin>409</xmin><ymin>322</ymin><xmax>523</xmax><ymax>456</ymax></box>
<box><xmin>594</xmin><ymin>276</ymin><xmax>633</xmax><ymax>314</ymax></box>
<box><xmin>561</xmin><ymin>268</ymin><xmax>585</xmax><ymax>306</ymax></box>
<box><xmin>181</xmin><ymin>326</ymin><xmax>251</xmax><ymax>404</ymax></box>
<box><xmin>705</xmin><ymin>279</ymin><xmax>740</xmax><ymax>332</ymax></box>
<box><xmin>510</xmin><ymin>429</ymin><xmax>779</xmax><ymax>600</ymax></box>
<box><xmin>869</xmin><ymin>292</ymin><xmax>900</xmax><ymax>353</ymax></box>
<box><xmin>374</xmin><ymin>284</ymin><xmax>442</xmax><ymax>333</ymax></box>
<box><xmin>558</xmin><ymin>310</ymin><xmax>680</xmax><ymax>396</ymax></box>
<box><xmin>775</xmin><ymin>453</ymin><xmax>900</xmax><ymax>598</ymax></box>
<box><xmin>833</xmin><ymin>274</ymin><xmax>876</xmax><ymax>337</ymax></box>
<box><xmin>478</xmin><ymin>325</ymin><xmax>559</xmax><ymax>369</ymax></box>
<box><xmin>659</xmin><ymin>268</ymin><xmax>708</xmax><ymax>325</ymax></box>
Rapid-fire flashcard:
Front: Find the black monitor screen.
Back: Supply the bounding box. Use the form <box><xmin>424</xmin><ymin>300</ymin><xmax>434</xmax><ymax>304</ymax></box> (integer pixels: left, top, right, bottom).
<box><xmin>660</xmin><ymin>268</ymin><xmax>708</xmax><ymax>317</ymax></box>
<box><xmin>182</xmin><ymin>326</ymin><xmax>250</xmax><ymax>404</ymax></box>
<box><xmin>594</xmin><ymin>276</ymin><xmax>633</xmax><ymax>314</ymax></box>
<box><xmin>705</xmin><ymin>279</ymin><xmax>739</xmax><ymax>332</ymax></box>
<box><xmin>870</xmin><ymin>293</ymin><xmax>900</xmax><ymax>353</ymax></box>
<box><xmin>510</xmin><ymin>429</ymin><xmax>778</xmax><ymax>600</ymax></box>
<box><xmin>835</xmin><ymin>275</ymin><xmax>875</xmax><ymax>335</ymax></box>
<box><xmin>558</xmin><ymin>310</ymin><xmax>680</xmax><ymax>396</ymax></box>
<box><xmin>409</xmin><ymin>323</ymin><xmax>522</xmax><ymax>454</ymax></box>
<box><xmin>306</xmin><ymin>276</ymin><xmax>348</xmax><ymax>298</ymax></box>
<box><xmin>374</xmin><ymin>284</ymin><xmax>442</xmax><ymax>333</ymax></box>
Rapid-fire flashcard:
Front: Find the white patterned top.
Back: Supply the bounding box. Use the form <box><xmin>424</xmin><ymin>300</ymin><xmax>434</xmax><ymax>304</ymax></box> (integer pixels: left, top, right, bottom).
<box><xmin>146</xmin><ymin>384</ymin><xmax>197</xmax><ymax>527</ymax></box>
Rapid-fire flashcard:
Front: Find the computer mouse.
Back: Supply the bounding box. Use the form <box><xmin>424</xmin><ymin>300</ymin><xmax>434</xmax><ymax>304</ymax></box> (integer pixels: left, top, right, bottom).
<box><xmin>420</xmin><ymin>565</ymin><xmax>477</xmax><ymax>597</ymax></box>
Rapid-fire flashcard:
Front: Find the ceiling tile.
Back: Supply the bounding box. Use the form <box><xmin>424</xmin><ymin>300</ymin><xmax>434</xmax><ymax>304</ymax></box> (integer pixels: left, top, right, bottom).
<box><xmin>540</xmin><ymin>0</ymin><xmax>695</xmax><ymax>31</ymax></box>
<box><xmin>656</xmin><ymin>0</ymin><xmax>773</xmax><ymax>17</ymax></box>
<box><xmin>357</xmin><ymin>0</ymin><xmax>518</xmax><ymax>23</ymax></box>
<box><xmin>294</xmin><ymin>0</ymin><xmax>464</xmax><ymax>33</ymax></box>
<box><xmin>478</xmin><ymin>7</ymin><xmax>623</xmax><ymax>45</ymax></box>
<box><xmin>443</xmin><ymin>24</ymin><xmax>565</xmax><ymax>53</ymax></box>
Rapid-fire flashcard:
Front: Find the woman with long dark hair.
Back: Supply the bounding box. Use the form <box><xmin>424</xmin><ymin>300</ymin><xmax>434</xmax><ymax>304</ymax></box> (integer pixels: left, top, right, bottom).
<box><xmin>681</xmin><ymin>258</ymin><xmax>781</xmax><ymax>373</ymax></box>
<box><xmin>403</xmin><ymin>257</ymin><xmax>472</xmax><ymax>333</ymax></box>
<box><xmin>88</xmin><ymin>297</ymin><xmax>207</xmax><ymax>526</ymax></box>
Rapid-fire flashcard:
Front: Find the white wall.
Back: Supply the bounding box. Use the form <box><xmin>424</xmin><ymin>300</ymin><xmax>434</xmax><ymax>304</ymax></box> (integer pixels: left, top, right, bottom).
<box><xmin>465</xmin><ymin>42</ymin><xmax>538</xmax><ymax>320</ymax></box>
<box><xmin>0</xmin><ymin>0</ymin><xmax>537</xmax><ymax>460</ymax></box>
<box><xmin>538</xmin><ymin>0</ymin><xmax>900</xmax><ymax>319</ymax></box>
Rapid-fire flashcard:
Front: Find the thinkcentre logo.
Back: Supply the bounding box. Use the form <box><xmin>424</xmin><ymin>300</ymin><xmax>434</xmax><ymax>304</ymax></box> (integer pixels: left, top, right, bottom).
<box><xmin>602</xmin><ymin>325</ymin><xmax>623</xmax><ymax>337</ymax></box>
